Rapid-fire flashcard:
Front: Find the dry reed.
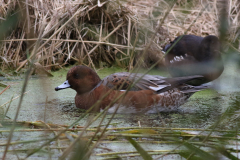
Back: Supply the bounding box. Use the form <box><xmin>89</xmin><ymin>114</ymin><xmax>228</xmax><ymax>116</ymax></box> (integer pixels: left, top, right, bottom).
<box><xmin>0</xmin><ymin>0</ymin><xmax>239</xmax><ymax>74</ymax></box>
<box><xmin>0</xmin><ymin>0</ymin><xmax>240</xmax><ymax>159</ymax></box>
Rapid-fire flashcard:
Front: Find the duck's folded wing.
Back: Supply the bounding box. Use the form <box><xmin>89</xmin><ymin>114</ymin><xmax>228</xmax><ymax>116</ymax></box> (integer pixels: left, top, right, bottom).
<box><xmin>178</xmin><ymin>84</ymin><xmax>209</xmax><ymax>93</ymax></box>
<box><xmin>102</xmin><ymin>73</ymin><xmax>203</xmax><ymax>93</ymax></box>
<box><xmin>102</xmin><ymin>72</ymin><xmax>161</xmax><ymax>91</ymax></box>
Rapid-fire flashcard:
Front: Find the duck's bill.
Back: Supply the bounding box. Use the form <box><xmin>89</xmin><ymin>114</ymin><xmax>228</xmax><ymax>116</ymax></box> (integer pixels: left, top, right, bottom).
<box><xmin>55</xmin><ymin>80</ymin><xmax>71</xmax><ymax>91</ymax></box>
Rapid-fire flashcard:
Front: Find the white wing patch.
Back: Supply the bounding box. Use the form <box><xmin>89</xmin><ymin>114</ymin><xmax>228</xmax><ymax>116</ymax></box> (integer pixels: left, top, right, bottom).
<box><xmin>170</xmin><ymin>55</ymin><xmax>185</xmax><ymax>63</ymax></box>
<box><xmin>149</xmin><ymin>85</ymin><xmax>170</xmax><ymax>91</ymax></box>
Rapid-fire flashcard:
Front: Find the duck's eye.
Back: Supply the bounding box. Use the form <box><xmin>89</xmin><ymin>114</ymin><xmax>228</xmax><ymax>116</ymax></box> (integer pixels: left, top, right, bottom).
<box><xmin>74</xmin><ymin>73</ymin><xmax>79</xmax><ymax>79</ymax></box>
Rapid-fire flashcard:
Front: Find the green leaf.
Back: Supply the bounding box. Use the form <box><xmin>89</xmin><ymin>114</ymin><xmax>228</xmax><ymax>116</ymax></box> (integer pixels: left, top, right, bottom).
<box><xmin>182</xmin><ymin>141</ymin><xmax>218</xmax><ymax>160</ymax></box>
<box><xmin>179</xmin><ymin>151</ymin><xmax>203</xmax><ymax>160</ymax></box>
<box><xmin>0</xmin><ymin>13</ymin><xmax>19</xmax><ymax>40</ymax></box>
<box><xmin>126</xmin><ymin>137</ymin><xmax>153</xmax><ymax>160</ymax></box>
<box><xmin>214</xmin><ymin>146</ymin><xmax>239</xmax><ymax>160</ymax></box>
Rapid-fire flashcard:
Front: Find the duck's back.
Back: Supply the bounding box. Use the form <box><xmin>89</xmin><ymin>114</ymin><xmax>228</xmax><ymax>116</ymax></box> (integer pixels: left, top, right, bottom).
<box><xmin>164</xmin><ymin>35</ymin><xmax>203</xmax><ymax>60</ymax></box>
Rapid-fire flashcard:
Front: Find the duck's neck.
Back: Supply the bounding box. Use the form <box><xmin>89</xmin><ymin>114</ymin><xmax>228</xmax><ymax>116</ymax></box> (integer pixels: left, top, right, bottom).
<box><xmin>88</xmin><ymin>69</ymin><xmax>102</xmax><ymax>89</ymax></box>
<box><xmin>74</xmin><ymin>71</ymin><xmax>102</xmax><ymax>95</ymax></box>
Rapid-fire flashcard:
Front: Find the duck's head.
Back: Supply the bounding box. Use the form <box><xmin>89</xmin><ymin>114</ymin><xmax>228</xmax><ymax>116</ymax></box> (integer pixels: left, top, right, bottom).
<box><xmin>55</xmin><ymin>65</ymin><xmax>101</xmax><ymax>94</ymax></box>
<box><xmin>197</xmin><ymin>35</ymin><xmax>221</xmax><ymax>61</ymax></box>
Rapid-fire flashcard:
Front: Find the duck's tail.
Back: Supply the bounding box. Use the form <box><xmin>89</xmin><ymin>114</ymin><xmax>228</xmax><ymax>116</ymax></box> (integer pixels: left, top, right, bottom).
<box><xmin>155</xmin><ymin>75</ymin><xmax>205</xmax><ymax>93</ymax></box>
<box><xmin>179</xmin><ymin>83</ymin><xmax>210</xmax><ymax>94</ymax></box>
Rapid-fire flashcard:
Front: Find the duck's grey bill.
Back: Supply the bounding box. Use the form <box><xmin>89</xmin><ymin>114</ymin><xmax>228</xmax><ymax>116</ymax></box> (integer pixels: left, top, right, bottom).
<box><xmin>55</xmin><ymin>80</ymin><xmax>71</xmax><ymax>91</ymax></box>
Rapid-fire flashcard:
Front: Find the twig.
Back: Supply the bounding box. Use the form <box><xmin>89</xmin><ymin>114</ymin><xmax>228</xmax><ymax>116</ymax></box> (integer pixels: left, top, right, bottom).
<box><xmin>0</xmin><ymin>85</ymin><xmax>10</xmax><ymax>95</ymax></box>
<box><xmin>0</xmin><ymin>91</ymin><xmax>30</xmax><ymax>108</ymax></box>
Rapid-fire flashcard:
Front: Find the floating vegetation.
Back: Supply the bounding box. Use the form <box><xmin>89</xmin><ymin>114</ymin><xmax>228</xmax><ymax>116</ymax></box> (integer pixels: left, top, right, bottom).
<box><xmin>0</xmin><ymin>0</ymin><xmax>240</xmax><ymax>159</ymax></box>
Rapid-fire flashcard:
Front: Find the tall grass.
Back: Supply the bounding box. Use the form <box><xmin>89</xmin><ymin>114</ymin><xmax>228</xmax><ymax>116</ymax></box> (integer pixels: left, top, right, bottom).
<box><xmin>0</xmin><ymin>0</ymin><xmax>240</xmax><ymax>159</ymax></box>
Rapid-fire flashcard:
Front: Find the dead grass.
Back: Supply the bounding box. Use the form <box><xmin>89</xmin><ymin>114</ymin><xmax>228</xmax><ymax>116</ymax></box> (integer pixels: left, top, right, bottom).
<box><xmin>0</xmin><ymin>0</ymin><xmax>239</xmax><ymax>73</ymax></box>
<box><xmin>1</xmin><ymin>1</ymin><xmax>240</xmax><ymax>159</ymax></box>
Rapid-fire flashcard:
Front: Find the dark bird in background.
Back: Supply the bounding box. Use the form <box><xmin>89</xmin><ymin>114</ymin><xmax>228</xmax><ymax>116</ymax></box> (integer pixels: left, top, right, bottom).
<box><xmin>163</xmin><ymin>35</ymin><xmax>224</xmax><ymax>86</ymax></box>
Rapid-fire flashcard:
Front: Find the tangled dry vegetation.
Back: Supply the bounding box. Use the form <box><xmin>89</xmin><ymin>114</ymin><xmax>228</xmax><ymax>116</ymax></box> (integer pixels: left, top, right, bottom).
<box><xmin>0</xmin><ymin>0</ymin><xmax>239</xmax><ymax>75</ymax></box>
<box><xmin>1</xmin><ymin>1</ymin><xmax>240</xmax><ymax>159</ymax></box>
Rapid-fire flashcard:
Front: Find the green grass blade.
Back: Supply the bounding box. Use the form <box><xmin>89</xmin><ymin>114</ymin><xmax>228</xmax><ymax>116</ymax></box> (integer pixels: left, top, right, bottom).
<box><xmin>126</xmin><ymin>137</ymin><xmax>153</xmax><ymax>160</ymax></box>
<box><xmin>182</xmin><ymin>141</ymin><xmax>218</xmax><ymax>160</ymax></box>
